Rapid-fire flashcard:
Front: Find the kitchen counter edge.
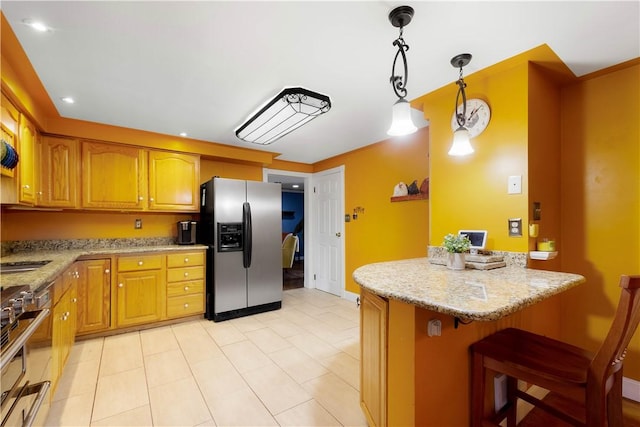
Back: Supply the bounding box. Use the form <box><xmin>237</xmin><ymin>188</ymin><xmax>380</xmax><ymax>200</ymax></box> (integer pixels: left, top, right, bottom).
<box><xmin>353</xmin><ymin>257</ymin><xmax>585</xmax><ymax>321</ymax></box>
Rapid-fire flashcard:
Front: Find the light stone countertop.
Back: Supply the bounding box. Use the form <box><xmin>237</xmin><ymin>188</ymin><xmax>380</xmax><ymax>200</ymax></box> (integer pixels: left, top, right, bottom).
<box><xmin>0</xmin><ymin>244</ymin><xmax>207</xmax><ymax>292</ymax></box>
<box><xmin>353</xmin><ymin>258</ymin><xmax>585</xmax><ymax>321</ymax></box>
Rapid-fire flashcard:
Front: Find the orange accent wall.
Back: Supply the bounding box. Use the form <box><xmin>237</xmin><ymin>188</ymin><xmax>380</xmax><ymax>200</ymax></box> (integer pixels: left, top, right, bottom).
<box><xmin>527</xmin><ymin>63</ymin><xmax>563</xmax><ymax>271</ymax></box>
<box><xmin>314</xmin><ymin>129</ymin><xmax>429</xmax><ymax>294</ymax></box>
<box><xmin>559</xmin><ymin>62</ymin><xmax>640</xmax><ymax>380</ymax></box>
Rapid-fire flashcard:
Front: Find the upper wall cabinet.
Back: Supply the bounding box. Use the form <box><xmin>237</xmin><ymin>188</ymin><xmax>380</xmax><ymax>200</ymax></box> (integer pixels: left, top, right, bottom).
<box><xmin>81</xmin><ymin>140</ymin><xmax>200</xmax><ymax>212</ymax></box>
<box><xmin>39</xmin><ymin>136</ymin><xmax>79</xmax><ymax>208</ymax></box>
<box><xmin>1</xmin><ymin>93</ymin><xmax>38</xmax><ymax>206</ymax></box>
<box><xmin>1</xmin><ymin>93</ymin><xmax>19</xmax><ymax>179</ymax></box>
<box><xmin>82</xmin><ymin>141</ymin><xmax>147</xmax><ymax>210</ymax></box>
<box><xmin>148</xmin><ymin>151</ymin><xmax>200</xmax><ymax>212</ymax></box>
<box><xmin>17</xmin><ymin>115</ymin><xmax>38</xmax><ymax>205</ymax></box>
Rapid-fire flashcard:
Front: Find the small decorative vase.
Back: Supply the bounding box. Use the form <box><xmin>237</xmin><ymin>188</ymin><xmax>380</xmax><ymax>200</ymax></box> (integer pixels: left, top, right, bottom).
<box><xmin>447</xmin><ymin>252</ymin><xmax>466</xmax><ymax>270</ymax></box>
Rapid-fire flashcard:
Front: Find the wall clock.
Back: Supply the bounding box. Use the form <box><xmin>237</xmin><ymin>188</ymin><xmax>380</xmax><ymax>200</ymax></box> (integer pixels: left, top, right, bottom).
<box><xmin>450</xmin><ymin>98</ymin><xmax>491</xmax><ymax>138</ymax></box>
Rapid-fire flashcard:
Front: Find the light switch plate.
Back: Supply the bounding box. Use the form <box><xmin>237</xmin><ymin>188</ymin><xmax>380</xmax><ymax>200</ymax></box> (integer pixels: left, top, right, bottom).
<box><xmin>508</xmin><ymin>175</ymin><xmax>522</xmax><ymax>194</ymax></box>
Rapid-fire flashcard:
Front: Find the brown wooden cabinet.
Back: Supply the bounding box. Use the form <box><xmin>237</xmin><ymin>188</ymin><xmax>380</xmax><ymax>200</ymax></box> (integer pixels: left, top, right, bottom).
<box><xmin>148</xmin><ymin>151</ymin><xmax>200</xmax><ymax>212</ymax></box>
<box><xmin>38</xmin><ymin>136</ymin><xmax>79</xmax><ymax>208</ymax></box>
<box><xmin>166</xmin><ymin>252</ymin><xmax>205</xmax><ymax>319</ymax></box>
<box><xmin>1</xmin><ymin>93</ymin><xmax>19</xmax><ymax>180</ymax></box>
<box><xmin>51</xmin><ymin>268</ymin><xmax>78</xmax><ymax>397</ymax></box>
<box><xmin>115</xmin><ymin>254</ymin><xmax>164</xmax><ymax>327</ymax></box>
<box><xmin>17</xmin><ymin>114</ymin><xmax>38</xmax><ymax>205</ymax></box>
<box><xmin>81</xmin><ymin>141</ymin><xmax>146</xmax><ymax>210</ymax></box>
<box><xmin>360</xmin><ymin>289</ymin><xmax>388</xmax><ymax>427</ymax></box>
<box><xmin>76</xmin><ymin>259</ymin><xmax>111</xmax><ymax>335</ymax></box>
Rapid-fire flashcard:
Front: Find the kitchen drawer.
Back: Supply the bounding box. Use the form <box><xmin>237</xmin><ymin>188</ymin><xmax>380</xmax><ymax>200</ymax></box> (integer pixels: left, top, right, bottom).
<box><xmin>167</xmin><ymin>266</ymin><xmax>204</xmax><ymax>283</ymax></box>
<box><xmin>118</xmin><ymin>254</ymin><xmax>163</xmax><ymax>272</ymax></box>
<box><xmin>167</xmin><ymin>252</ymin><xmax>204</xmax><ymax>268</ymax></box>
<box><xmin>167</xmin><ymin>280</ymin><xmax>204</xmax><ymax>297</ymax></box>
<box><xmin>167</xmin><ymin>293</ymin><xmax>204</xmax><ymax>318</ymax></box>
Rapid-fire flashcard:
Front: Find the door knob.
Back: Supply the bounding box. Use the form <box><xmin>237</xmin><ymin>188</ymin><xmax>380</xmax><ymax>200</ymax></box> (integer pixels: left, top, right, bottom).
<box><xmin>336</xmin><ymin>232</ymin><xmax>341</xmax><ymax>237</ymax></box>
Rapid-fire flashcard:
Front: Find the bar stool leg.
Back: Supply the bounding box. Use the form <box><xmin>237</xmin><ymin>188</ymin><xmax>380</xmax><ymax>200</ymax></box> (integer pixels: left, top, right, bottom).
<box><xmin>471</xmin><ymin>351</ymin><xmax>485</xmax><ymax>427</ymax></box>
<box><xmin>506</xmin><ymin>376</ymin><xmax>518</xmax><ymax>426</ymax></box>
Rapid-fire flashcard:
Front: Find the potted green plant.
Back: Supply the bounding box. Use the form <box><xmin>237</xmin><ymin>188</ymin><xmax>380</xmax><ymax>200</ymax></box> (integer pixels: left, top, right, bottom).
<box><xmin>442</xmin><ymin>233</ymin><xmax>471</xmax><ymax>270</ymax></box>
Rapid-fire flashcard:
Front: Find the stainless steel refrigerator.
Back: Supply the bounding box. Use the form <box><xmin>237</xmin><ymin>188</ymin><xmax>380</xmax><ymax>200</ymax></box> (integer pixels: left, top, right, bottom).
<box><xmin>200</xmin><ymin>177</ymin><xmax>282</xmax><ymax>321</ymax></box>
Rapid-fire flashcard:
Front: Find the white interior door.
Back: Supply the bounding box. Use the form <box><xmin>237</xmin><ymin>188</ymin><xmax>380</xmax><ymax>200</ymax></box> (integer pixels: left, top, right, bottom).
<box><xmin>312</xmin><ymin>167</ymin><xmax>344</xmax><ymax>296</ymax></box>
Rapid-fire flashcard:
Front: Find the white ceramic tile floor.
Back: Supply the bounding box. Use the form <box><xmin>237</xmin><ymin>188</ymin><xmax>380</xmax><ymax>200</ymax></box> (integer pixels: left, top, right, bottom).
<box><xmin>44</xmin><ymin>288</ymin><xmax>367</xmax><ymax>427</ymax></box>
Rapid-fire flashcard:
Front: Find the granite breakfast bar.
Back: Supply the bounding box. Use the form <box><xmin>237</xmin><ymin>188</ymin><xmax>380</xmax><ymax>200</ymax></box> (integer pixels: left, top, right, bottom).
<box><xmin>353</xmin><ymin>257</ymin><xmax>586</xmax><ymax>427</ymax></box>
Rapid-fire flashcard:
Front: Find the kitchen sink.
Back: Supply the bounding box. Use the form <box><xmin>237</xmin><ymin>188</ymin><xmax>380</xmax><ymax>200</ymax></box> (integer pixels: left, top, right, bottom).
<box><xmin>0</xmin><ymin>261</ymin><xmax>52</xmax><ymax>274</ymax></box>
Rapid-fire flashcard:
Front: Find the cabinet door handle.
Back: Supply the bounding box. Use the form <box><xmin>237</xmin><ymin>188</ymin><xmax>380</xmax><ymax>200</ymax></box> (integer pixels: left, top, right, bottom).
<box><xmin>118</xmin><ymin>283</ymin><xmax>124</xmax><ymax>288</ymax></box>
<box><xmin>23</xmin><ymin>184</ymin><xmax>30</xmax><ymax>189</ymax></box>
<box><xmin>105</xmin><ymin>269</ymin><xmax>110</xmax><ymax>274</ymax></box>
<box><xmin>138</xmin><ymin>261</ymin><xmax>143</xmax><ymax>266</ymax></box>
<box><xmin>72</xmin><ymin>298</ymin><xmax>77</xmax><ymax>303</ymax></box>
<box><xmin>150</xmin><ymin>197</ymin><xmax>154</xmax><ymax>202</ymax></box>
<box><xmin>139</xmin><ymin>196</ymin><xmax>144</xmax><ymax>201</ymax></box>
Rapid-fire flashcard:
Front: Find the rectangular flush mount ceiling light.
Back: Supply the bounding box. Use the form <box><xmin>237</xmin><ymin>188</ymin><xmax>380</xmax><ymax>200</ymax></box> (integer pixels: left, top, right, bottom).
<box><xmin>235</xmin><ymin>87</ymin><xmax>331</xmax><ymax>145</ymax></box>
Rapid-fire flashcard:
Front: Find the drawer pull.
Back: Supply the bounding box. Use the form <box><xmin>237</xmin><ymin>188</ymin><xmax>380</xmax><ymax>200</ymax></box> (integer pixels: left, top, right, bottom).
<box><xmin>184</xmin><ymin>286</ymin><xmax>189</xmax><ymax>291</ymax></box>
<box><xmin>184</xmin><ymin>303</ymin><xmax>189</xmax><ymax>308</ymax></box>
<box><xmin>184</xmin><ymin>272</ymin><xmax>189</xmax><ymax>277</ymax></box>
<box><xmin>184</xmin><ymin>258</ymin><xmax>189</xmax><ymax>263</ymax></box>
<box><xmin>138</xmin><ymin>261</ymin><xmax>143</xmax><ymax>266</ymax></box>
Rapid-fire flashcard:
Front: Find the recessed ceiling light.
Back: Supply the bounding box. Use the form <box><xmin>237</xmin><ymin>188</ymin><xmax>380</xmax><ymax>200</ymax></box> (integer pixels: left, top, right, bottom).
<box><xmin>61</xmin><ymin>97</ymin><xmax>75</xmax><ymax>104</ymax></box>
<box><xmin>22</xmin><ymin>19</ymin><xmax>50</xmax><ymax>32</ymax></box>
<box><xmin>179</xmin><ymin>132</ymin><xmax>188</xmax><ymax>137</ymax></box>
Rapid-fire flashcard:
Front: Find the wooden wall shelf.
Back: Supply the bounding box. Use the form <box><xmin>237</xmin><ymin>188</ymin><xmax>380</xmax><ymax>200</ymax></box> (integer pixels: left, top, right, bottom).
<box><xmin>390</xmin><ymin>193</ymin><xmax>428</xmax><ymax>202</ymax></box>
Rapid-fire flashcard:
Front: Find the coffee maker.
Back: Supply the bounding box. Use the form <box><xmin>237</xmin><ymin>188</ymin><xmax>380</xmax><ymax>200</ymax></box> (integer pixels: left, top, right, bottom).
<box><xmin>177</xmin><ymin>221</ymin><xmax>197</xmax><ymax>245</ymax></box>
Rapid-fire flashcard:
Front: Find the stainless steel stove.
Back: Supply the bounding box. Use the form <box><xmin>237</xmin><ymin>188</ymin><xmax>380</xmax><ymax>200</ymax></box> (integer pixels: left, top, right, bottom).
<box><xmin>1</xmin><ymin>282</ymin><xmax>53</xmax><ymax>427</ymax></box>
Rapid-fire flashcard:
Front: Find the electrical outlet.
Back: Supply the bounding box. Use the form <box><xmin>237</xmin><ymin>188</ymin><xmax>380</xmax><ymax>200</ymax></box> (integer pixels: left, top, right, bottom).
<box><xmin>427</xmin><ymin>319</ymin><xmax>441</xmax><ymax>337</ymax></box>
<box><xmin>508</xmin><ymin>218</ymin><xmax>522</xmax><ymax>236</ymax></box>
<box><xmin>134</xmin><ymin>219</ymin><xmax>142</xmax><ymax>229</ymax></box>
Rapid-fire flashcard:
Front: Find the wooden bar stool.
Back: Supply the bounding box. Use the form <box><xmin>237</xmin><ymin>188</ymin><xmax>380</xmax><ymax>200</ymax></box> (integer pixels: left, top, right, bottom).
<box><xmin>470</xmin><ymin>275</ymin><xmax>640</xmax><ymax>427</ymax></box>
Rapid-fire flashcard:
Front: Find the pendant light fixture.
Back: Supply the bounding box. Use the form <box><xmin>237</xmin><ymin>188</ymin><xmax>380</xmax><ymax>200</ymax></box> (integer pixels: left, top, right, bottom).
<box><xmin>448</xmin><ymin>53</ymin><xmax>474</xmax><ymax>156</ymax></box>
<box><xmin>387</xmin><ymin>6</ymin><xmax>417</xmax><ymax>136</ymax></box>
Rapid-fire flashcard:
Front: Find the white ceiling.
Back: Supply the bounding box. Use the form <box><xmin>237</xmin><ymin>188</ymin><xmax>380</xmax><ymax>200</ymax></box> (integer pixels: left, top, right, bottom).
<box><xmin>2</xmin><ymin>1</ymin><xmax>639</xmax><ymax>164</ymax></box>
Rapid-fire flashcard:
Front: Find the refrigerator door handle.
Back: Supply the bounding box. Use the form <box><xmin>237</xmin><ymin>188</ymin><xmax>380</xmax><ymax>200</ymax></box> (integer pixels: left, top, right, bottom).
<box><xmin>243</xmin><ymin>202</ymin><xmax>252</xmax><ymax>268</ymax></box>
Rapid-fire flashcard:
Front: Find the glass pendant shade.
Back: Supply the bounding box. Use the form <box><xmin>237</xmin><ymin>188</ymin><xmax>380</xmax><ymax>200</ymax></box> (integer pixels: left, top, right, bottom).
<box><xmin>387</xmin><ymin>98</ymin><xmax>417</xmax><ymax>136</ymax></box>
<box><xmin>448</xmin><ymin>126</ymin><xmax>474</xmax><ymax>156</ymax></box>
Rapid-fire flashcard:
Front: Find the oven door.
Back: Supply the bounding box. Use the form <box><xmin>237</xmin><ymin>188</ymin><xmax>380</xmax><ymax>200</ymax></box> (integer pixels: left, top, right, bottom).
<box><xmin>1</xmin><ymin>309</ymin><xmax>51</xmax><ymax>427</ymax></box>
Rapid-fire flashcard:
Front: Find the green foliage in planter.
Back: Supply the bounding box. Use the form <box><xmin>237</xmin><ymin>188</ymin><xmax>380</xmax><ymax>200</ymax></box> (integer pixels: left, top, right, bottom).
<box><xmin>442</xmin><ymin>233</ymin><xmax>471</xmax><ymax>253</ymax></box>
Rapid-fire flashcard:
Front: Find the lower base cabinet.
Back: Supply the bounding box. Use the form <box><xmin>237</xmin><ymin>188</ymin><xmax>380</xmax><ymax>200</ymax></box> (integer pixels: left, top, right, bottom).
<box><xmin>76</xmin><ymin>259</ymin><xmax>111</xmax><ymax>335</ymax></box>
<box><xmin>51</xmin><ymin>270</ymin><xmax>78</xmax><ymax>397</ymax></box>
<box><xmin>116</xmin><ymin>269</ymin><xmax>164</xmax><ymax>327</ymax></box>
<box><xmin>360</xmin><ymin>289</ymin><xmax>388</xmax><ymax>427</ymax></box>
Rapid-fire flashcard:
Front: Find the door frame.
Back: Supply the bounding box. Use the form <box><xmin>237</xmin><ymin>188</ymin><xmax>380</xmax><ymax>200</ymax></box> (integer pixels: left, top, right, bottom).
<box><xmin>264</xmin><ymin>168</ymin><xmax>312</xmax><ymax>288</ymax></box>
<box><xmin>264</xmin><ymin>166</ymin><xmax>345</xmax><ymax>294</ymax></box>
